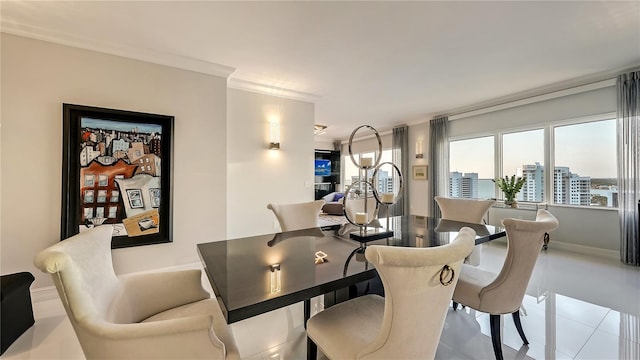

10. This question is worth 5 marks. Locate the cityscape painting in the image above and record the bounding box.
[62,104,174,248]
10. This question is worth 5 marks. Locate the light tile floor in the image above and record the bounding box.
[2,242,639,359]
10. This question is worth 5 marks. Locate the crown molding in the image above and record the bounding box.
[1,20,236,78]
[449,78,616,121]
[228,78,321,103]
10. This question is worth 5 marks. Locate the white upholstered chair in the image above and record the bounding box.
[33,226,239,360]
[306,227,477,360]
[452,209,559,360]
[267,200,325,232]
[434,196,495,265]
[267,199,326,326]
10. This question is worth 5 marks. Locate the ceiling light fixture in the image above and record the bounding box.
[314,124,327,135]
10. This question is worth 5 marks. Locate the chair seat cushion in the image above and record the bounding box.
[142,298,239,359]
[452,264,496,310]
[307,294,384,359]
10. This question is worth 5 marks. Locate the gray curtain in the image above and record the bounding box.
[617,71,640,266]
[428,116,449,218]
[391,125,409,216]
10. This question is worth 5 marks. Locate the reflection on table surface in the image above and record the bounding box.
[197,216,504,323]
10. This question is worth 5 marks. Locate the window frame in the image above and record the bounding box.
[447,112,617,210]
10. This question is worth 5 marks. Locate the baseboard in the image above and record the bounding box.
[489,237,619,260]
[546,241,619,260]
[31,285,59,303]
[31,261,203,304]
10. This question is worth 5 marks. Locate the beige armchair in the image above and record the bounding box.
[33,226,239,360]
[306,227,477,360]
[434,196,495,265]
[267,200,325,231]
[452,209,559,360]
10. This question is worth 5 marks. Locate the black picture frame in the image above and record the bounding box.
[62,104,174,248]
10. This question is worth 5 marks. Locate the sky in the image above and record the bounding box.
[81,117,162,134]
[449,119,617,179]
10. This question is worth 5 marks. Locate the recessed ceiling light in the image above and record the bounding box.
[314,124,327,135]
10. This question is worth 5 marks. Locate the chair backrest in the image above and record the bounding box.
[435,196,495,224]
[267,200,325,232]
[358,227,476,359]
[479,209,559,314]
[33,226,120,340]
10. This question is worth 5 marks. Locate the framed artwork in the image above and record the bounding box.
[62,103,174,248]
[412,165,428,180]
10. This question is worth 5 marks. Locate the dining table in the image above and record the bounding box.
[197,215,505,326]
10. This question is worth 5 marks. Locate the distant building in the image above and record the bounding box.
[376,170,394,194]
[569,175,591,206]
[456,163,608,207]
[520,163,544,202]
[590,187,618,207]
[449,172,478,198]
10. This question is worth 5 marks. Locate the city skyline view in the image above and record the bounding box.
[450,118,616,179]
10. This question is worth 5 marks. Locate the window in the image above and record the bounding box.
[449,136,494,199]
[553,119,617,207]
[446,115,617,208]
[503,129,545,202]
[343,150,395,194]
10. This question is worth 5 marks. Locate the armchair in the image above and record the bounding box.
[34,226,239,360]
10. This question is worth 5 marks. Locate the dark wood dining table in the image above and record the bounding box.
[197,215,505,325]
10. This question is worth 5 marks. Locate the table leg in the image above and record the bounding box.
[307,337,317,360]
[304,299,311,329]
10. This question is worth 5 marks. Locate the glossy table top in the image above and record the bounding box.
[197,216,505,323]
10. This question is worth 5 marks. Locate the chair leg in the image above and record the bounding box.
[489,314,504,360]
[452,301,458,310]
[306,337,317,360]
[512,310,529,345]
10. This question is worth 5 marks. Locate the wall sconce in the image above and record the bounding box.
[269,119,280,150]
[269,263,281,293]
[415,138,424,159]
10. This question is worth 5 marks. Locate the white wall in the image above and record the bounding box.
[314,139,335,151]
[448,86,615,137]
[408,122,429,216]
[1,34,228,289]
[227,89,315,238]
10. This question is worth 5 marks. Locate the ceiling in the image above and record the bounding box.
[2,1,639,140]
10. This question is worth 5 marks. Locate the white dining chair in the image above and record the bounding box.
[434,196,495,265]
[267,200,325,231]
[306,227,476,360]
[452,209,559,360]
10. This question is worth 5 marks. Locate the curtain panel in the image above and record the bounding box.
[617,71,640,266]
[428,116,449,218]
[391,126,409,216]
